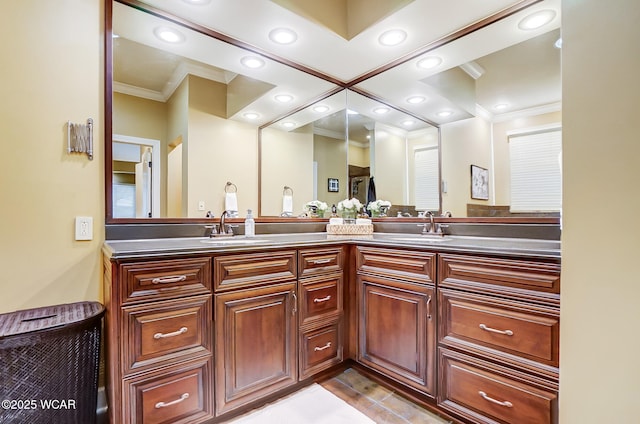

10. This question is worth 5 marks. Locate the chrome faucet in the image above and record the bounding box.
[417,211,435,235]
[210,210,234,237]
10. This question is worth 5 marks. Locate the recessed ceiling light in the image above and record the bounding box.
[518,9,557,31]
[269,28,298,45]
[274,94,293,103]
[437,110,453,117]
[313,105,330,113]
[417,56,442,69]
[407,96,426,104]
[378,29,407,46]
[153,27,185,43]
[402,120,415,127]
[281,121,296,128]
[494,103,509,111]
[240,56,265,69]
[243,112,260,120]
[373,107,390,114]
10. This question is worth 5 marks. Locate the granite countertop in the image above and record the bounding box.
[103,232,560,260]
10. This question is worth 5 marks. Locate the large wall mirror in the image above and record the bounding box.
[106,0,561,222]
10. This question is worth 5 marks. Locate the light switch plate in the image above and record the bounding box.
[75,216,93,240]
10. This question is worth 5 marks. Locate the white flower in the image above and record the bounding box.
[337,198,363,212]
[304,200,328,213]
[367,200,391,212]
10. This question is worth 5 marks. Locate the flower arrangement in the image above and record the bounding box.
[367,200,392,217]
[337,198,363,219]
[304,200,328,217]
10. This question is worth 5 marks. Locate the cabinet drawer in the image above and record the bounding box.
[123,295,212,374]
[298,247,345,277]
[439,289,559,372]
[356,246,435,284]
[121,257,211,305]
[124,357,213,424]
[299,273,343,327]
[299,321,343,379]
[439,349,557,424]
[439,254,560,306]
[214,251,297,291]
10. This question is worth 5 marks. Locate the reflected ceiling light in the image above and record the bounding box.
[554,38,563,49]
[281,121,296,128]
[269,28,298,45]
[182,0,211,4]
[274,94,293,103]
[347,109,359,115]
[518,9,557,30]
[417,56,442,69]
[407,96,426,104]
[378,29,407,46]
[494,103,509,111]
[313,105,330,113]
[153,27,185,43]
[402,119,415,127]
[437,110,453,117]
[112,33,120,39]
[243,112,260,120]
[373,107,390,114]
[240,56,265,69]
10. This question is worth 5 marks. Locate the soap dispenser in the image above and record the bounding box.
[245,209,255,237]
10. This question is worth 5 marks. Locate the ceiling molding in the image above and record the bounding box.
[491,101,561,123]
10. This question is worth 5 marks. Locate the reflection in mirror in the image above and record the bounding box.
[354,3,561,217]
[110,1,336,219]
[260,90,440,218]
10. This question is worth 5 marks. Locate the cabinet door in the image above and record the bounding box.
[215,282,297,415]
[358,274,436,396]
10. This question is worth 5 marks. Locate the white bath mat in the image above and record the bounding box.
[226,383,376,424]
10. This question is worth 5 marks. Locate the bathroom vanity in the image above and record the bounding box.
[102,231,560,424]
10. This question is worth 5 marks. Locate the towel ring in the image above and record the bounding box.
[225,181,237,193]
[283,186,293,196]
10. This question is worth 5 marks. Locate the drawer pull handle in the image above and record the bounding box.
[425,295,432,320]
[155,392,189,409]
[154,327,188,339]
[479,323,514,336]
[313,295,332,303]
[314,342,332,351]
[312,258,332,265]
[291,291,298,315]
[478,391,513,408]
[151,275,187,284]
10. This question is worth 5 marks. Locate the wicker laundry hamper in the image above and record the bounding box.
[0,301,105,424]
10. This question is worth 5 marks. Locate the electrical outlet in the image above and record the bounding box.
[75,216,93,241]
[198,200,205,211]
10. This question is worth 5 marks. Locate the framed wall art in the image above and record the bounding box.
[470,165,489,200]
[327,178,339,192]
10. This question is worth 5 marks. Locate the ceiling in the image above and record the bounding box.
[113,0,561,127]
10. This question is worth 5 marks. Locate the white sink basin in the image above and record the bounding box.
[391,236,451,243]
[201,238,270,245]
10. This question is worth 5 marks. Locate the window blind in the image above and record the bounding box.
[414,147,440,211]
[509,129,562,212]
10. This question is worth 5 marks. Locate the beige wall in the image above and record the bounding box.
[440,117,492,217]
[315,134,348,207]
[348,143,370,168]
[261,125,314,216]
[560,0,640,422]
[0,0,104,313]
[373,125,407,205]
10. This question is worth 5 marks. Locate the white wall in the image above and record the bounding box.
[0,0,104,313]
[560,0,640,422]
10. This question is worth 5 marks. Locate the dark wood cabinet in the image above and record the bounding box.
[214,281,298,415]
[103,256,214,424]
[358,274,436,395]
[437,254,560,423]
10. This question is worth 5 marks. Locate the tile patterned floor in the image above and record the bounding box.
[320,368,452,424]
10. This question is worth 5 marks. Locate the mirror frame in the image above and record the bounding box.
[105,0,559,225]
